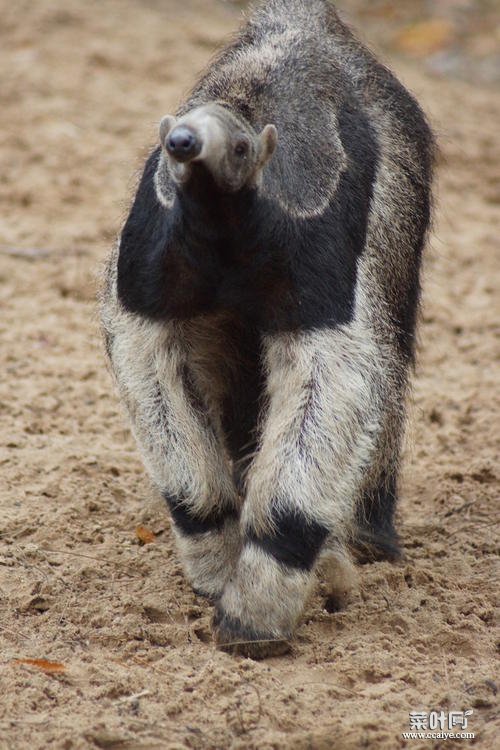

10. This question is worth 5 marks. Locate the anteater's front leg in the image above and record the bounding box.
[214,325,390,656]
[104,306,240,599]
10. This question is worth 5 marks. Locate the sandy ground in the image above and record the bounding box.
[0,1,499,748]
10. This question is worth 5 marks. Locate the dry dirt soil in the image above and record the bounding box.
[0,1,499,749]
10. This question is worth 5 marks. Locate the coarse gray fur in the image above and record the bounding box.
[101,0,435,658]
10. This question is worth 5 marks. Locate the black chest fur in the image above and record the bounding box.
[117,98,378,334]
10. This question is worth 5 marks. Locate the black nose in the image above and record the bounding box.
[166,127,200,162]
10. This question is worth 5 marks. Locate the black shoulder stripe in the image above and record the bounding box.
[262,97,380,333]
[117,147,173,318]
[246,505,329,570]
[164,492,238,536]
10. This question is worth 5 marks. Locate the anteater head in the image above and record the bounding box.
[158,103,278,194]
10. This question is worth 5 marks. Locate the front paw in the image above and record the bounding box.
[212,605,291,659]
[210,542,311,658]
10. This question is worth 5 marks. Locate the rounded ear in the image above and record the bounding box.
[259,124,278,165]
[159,115,177,148]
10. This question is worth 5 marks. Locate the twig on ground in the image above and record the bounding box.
[116,690,151,704]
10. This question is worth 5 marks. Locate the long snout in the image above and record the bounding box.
[165,125,202,163]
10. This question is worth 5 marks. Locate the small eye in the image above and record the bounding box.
[234,139,249,157]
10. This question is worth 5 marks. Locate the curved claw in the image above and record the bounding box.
[212,607,292,659]
[192,587,220,604]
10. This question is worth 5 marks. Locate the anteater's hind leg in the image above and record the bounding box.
[352,471,402,564]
